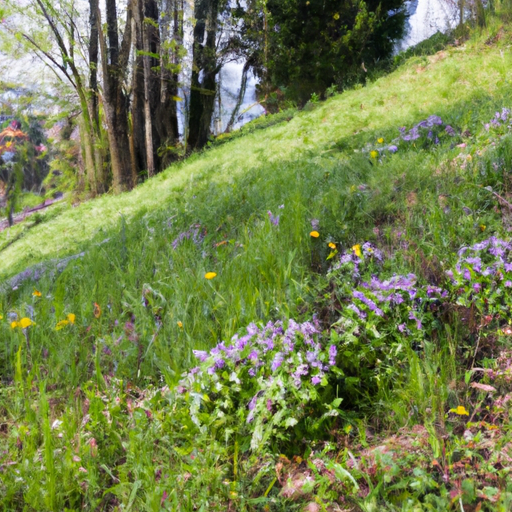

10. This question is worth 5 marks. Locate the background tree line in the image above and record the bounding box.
[0,0,408,196]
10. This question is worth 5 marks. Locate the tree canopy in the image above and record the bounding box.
[0,0,407,195]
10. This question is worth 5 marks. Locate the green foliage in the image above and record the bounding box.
[261,0,407,103]
[4,22,512,511]
[179,318,342,454]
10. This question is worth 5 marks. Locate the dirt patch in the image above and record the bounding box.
[428,50,448,64]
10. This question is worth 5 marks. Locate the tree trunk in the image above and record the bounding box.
[79,110,97,195]
[133,0,155,177]
[131,0,181,175]
[88,0,106,193]
[458,0,465,29]
[98,0,135,193]
[156,0,181,168]
[187,0,220,152]
[226,60,251,132]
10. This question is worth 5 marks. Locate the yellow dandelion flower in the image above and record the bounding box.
[177,321,183,328]
[480,225,486,232]
[377,138,384,143]
[56,320,70,331]
[370,150,379,159]
[328,242,336,249]
[11,321,18,329]
[18,318,34,329]
[67,313,76,324]
[205,272,217,280]
[310,231,320,238]
[450,405,469,416]
[32,289,42,297]
[352,244,362,258]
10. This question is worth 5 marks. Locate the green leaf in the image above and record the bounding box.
[284,417,298,428]
[331,398,343,408]
[125,480,142,511]
[326,461,359,490]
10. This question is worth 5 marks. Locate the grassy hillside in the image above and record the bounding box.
[2,20,512,511]
[1,24,512,278]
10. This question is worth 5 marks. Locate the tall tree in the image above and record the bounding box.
[241,0,407,105]
[97,0,135,192]
[187,0,222,151]
[1,0,107,194]
[131,0,182,178]
[155,0,182,168]
[88,0,106,194]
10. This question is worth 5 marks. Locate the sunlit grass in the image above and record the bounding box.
[1,30,512,278]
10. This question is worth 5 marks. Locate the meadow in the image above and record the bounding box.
[2,17,512,511]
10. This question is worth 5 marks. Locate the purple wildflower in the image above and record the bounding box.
[392,293,404,305]
[292,364,309,385]
[235,335,250,350]
[271,352,284,372]
[266,399,273,412]
[248,395,258,411]
[409,311,422,330]
[262,339,274,352]
[267,211,280,226]
[172,224,205,250]
[427,115,443,126]
[311,375,322,385]
[482,266,496,277]
[306,351,319,366]
[193,350,209,362]
[300,321,318,336]
[347,303,367,319]
[247,323,259,336]
[329,345,337,366]
[465,257,482,273]
[353,290,384,316]
[248,350,259,363]
[388,145,398,153]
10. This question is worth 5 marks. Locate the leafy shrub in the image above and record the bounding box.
[325,243,448,405]
[179,318,342,453]
[448,236,512,322]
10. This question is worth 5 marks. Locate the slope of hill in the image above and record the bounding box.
[1,28,512,278]
[2,21,512,511]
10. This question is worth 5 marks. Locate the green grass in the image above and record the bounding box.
[3,20,512,511]
[1,24,512,278]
